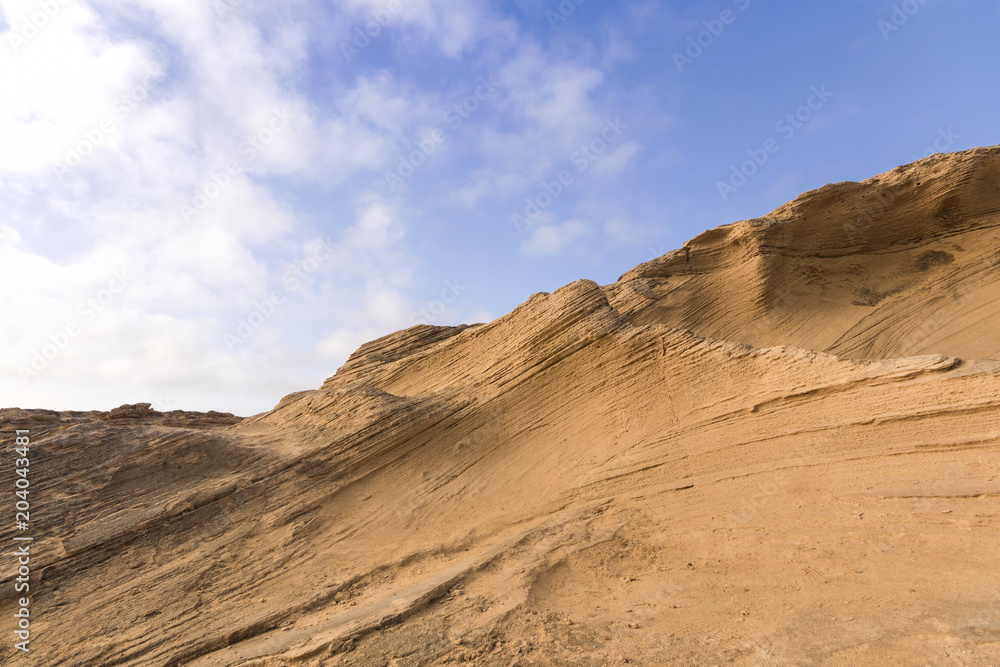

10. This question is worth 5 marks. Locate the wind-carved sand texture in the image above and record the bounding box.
[2,146,999,665]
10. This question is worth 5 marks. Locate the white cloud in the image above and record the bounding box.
[590,140,641,177]
[449,168,528,207]
[603,216,662,248]
[447,46,614,204]
[599,24,637,68]
[499,46,605,151]
[0,3,155,174]
[0,0,659,415]
[346,201,403,248]
[338,0,517,59]
[520,218,592,256]
[0,1,436,415]
[0,190,419,414]
[316,327,372,364]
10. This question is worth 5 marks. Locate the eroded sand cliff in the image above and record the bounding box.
[3,147,999,665]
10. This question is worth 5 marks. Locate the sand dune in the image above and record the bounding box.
[3,147,999,665]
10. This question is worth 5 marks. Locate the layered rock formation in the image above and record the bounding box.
[2,147,999,665]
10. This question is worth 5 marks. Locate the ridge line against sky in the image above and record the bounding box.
[1,0,998,415]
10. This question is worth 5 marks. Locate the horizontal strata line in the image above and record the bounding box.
[667,405,999,460]
[869,493,1000,500]
[746,396,1000,428]
[687,440,997,489]
[594,409,998,480]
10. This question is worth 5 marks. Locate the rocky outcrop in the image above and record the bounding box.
[3,148,1000,666]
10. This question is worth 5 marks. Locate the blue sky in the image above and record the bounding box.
[1,0,998,415]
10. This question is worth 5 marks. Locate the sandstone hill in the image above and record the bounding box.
[2,146,999,665]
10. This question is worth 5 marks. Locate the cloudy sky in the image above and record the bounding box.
[1,0,997,415]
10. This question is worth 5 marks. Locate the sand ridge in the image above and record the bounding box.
[2,147,999,665]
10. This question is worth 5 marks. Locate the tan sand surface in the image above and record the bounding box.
[2,147,999,665]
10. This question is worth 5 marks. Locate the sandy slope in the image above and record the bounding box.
[2,147,1000,666]
[610,146,1000,360]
